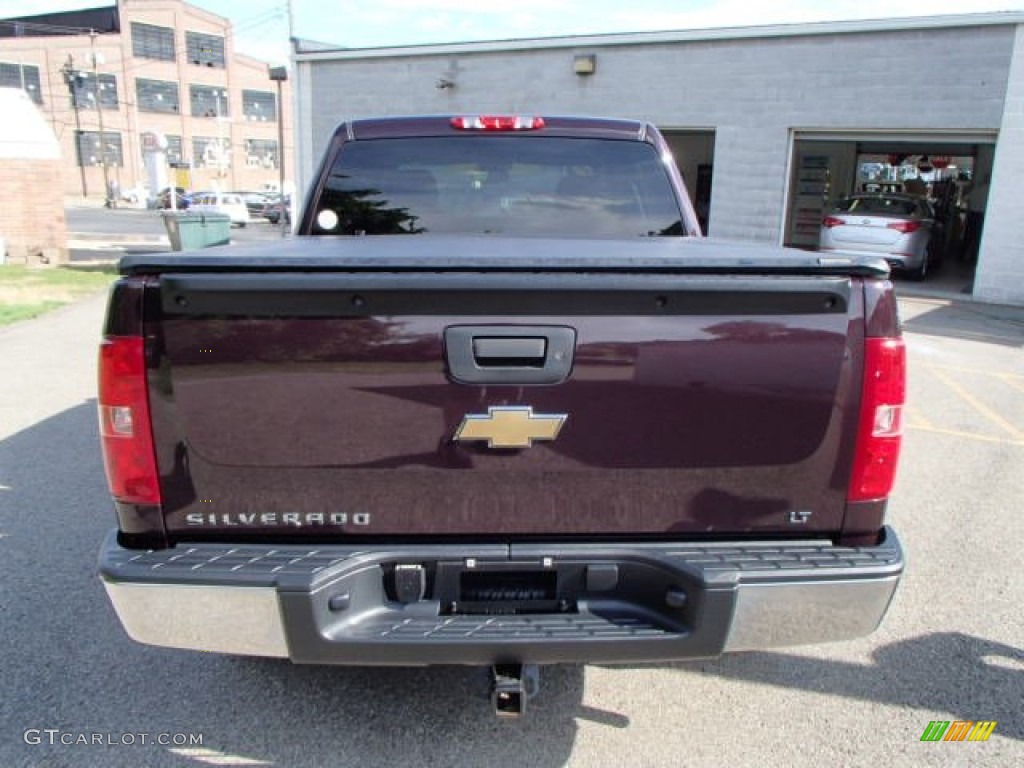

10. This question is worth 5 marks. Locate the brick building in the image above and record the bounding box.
[0,0,292,201]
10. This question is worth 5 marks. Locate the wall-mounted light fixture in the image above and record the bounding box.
[573,54,596,76]
[437,59,464,91]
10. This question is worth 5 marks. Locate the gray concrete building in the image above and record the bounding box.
[292,12,1024,306]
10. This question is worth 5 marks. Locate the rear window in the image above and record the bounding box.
[312,136,684,237]
[835,196,918,216]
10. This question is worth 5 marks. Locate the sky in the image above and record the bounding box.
[1,0,1022,65]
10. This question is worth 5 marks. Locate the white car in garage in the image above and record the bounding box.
[819,193,936,280]
[188,191,251,227]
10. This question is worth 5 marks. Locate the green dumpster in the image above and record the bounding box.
[161,212,231,251]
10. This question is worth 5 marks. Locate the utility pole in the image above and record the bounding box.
[89,29,114,208]
[215,89,227,187]
[61,54,88,197]
[268,66,288,234]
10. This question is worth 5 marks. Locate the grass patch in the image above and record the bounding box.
[0,301,65,326]
[0,265,117,327]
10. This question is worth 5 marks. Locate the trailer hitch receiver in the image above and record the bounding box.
[490,663,540,718]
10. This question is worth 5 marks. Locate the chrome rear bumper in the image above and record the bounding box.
[100,528,903,664]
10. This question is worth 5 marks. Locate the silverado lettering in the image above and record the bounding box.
[97,115,905,717]
[184,512,371,527]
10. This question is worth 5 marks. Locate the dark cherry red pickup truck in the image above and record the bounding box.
[97,115,905,715]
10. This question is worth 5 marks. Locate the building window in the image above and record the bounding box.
[136,78,179,113]
[190,84,228,118]
[186,31,226,68]
[71,72,118,109]
[242,90,276,122]
[193,136,230,169]
[165,134,183,165]
[75,131,123,167]
[131,22,176,62]
[245,138,278,169]
[0,61,43,104]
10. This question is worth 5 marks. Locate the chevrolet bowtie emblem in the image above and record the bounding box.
[454,406,567,449]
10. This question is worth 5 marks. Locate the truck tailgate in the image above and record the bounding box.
[133,239,871,542]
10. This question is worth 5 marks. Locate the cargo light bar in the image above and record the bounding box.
[451,115,545,131]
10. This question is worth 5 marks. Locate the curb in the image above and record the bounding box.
[68,232,168,245]
[894,285,975,304]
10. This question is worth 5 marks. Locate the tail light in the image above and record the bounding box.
[848,337,906,502]
[822,216,845,228]
[451,115,545,131]
[98,336,162,505]
[887,220,921,234]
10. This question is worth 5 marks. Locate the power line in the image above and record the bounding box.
[234,6,286,34]
[49,39,281,86]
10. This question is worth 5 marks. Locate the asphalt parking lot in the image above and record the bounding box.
[64,205,290,260]
[0,286,1020,767]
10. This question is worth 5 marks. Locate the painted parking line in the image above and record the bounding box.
[1000,374,1024,394]
[927,365,1024,441]
[925,363,1024,381]
[906,424,1024,447]
[904,406,934,430]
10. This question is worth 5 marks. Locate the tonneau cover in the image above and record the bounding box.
[119,234,889,277]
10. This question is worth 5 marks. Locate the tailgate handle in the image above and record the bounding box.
[446,326,575,385]
[472,337,547,366]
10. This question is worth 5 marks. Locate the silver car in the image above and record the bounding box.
[819,194,936,280]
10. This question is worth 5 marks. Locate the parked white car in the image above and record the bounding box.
[120,184,150,206]
[819,193,937,280]
[188,191,251,227]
